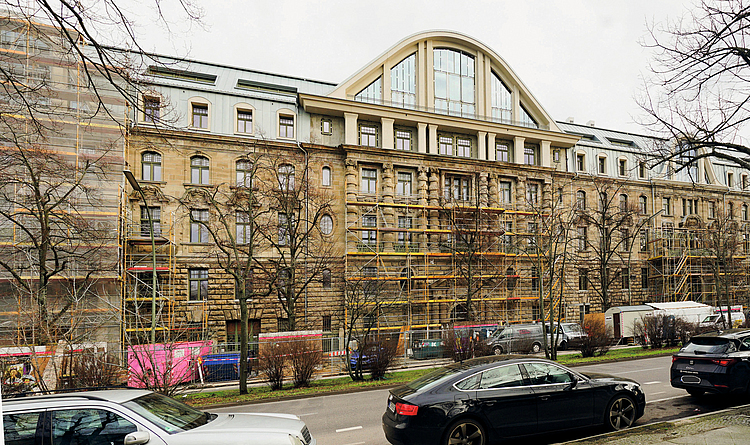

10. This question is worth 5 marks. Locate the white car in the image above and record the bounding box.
[2,389,314,445]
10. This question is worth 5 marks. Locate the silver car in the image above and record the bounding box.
[2,389,315,445]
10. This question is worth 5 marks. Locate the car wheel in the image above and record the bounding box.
[606,395,637,431]
[492,346,503,355]
[444,419,486,445]
[687,389,705,397]
[531,342,542,354]
[559,340,567,351]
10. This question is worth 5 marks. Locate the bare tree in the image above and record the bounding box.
[703,208,744,327]
[253,152,338,332]
[438,172,504,322]
[574,179,641,311]
[176,149,273,395]
[641,0,750,170]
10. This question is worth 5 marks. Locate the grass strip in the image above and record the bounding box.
[184,346,679,408]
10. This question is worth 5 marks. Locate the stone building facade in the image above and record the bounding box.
[123,31,750,343]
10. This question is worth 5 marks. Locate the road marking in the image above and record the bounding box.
[336,426,364,433]
[342,442,365,445]
[647,394,688,404]
[651,391,666,395]
[298,412,318,417]
[644,381,661,385]
[607,367,664,375]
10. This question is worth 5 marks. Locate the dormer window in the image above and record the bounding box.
[191,103,208,129]
[144,96,160,122]
[433,48,475,117]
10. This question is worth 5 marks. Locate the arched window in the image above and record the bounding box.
[190,156,210,184]
[322,166,331,187]
[729,202,735,219]
[278,164,295,191]
[142,151,162,181]
[576,191,586,210]
[236,160,253,188]
[639,196,648,215]
[619,194,628,212]
[743,204,748,221]
[433,48,475,117]
[391,53,416,107]
[322,269,331,289]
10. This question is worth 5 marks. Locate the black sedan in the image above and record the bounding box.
[382,355,645,445]
[671,328,750,396]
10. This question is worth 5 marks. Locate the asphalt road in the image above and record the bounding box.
[212,355,748,445]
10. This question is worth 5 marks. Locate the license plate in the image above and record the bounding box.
[388,401,395,412]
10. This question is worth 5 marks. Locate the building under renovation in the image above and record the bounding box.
[2,19,750,348]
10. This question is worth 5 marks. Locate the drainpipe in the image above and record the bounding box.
[294,102,309,327]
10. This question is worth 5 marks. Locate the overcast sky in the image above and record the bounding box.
[125,0,693,135]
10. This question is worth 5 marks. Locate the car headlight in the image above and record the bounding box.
[289,434,305,445]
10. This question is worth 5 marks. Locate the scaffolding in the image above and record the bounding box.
[646,227,750,305]
[344,194,552,332]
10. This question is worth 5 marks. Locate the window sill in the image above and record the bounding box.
[189,126,210,132]
[183,183,215,188]
[183,242,213,246]
[139,180,166,186]
[233,131,255,137]
[186,300,206,304]
[277,136,295,141]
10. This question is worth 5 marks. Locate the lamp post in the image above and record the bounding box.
[124,170,158,344]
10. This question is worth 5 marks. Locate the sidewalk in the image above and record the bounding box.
[567,404,750,445]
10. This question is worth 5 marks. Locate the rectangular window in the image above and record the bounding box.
[526,182,538,205]
[531,267,539,292]
[524,145,538,165]
[359,123,378,147]
[236,211,250,244]
[728,172,734,188]
[577,154,585,172]
[322,315,332,332]
[190,209,209,243]
[236,160,253,188]
[640,228,648,252]
[361,168,377,194]
[683,198,697,216]
[362,215,377,247]
[553,149,560,163]
[395,129,412,150]
[321,118,332,135]
[619,159,627,176]
[598,157,606,174]
[192,104,208,129]
[621,229,630,251]
[456,136,471,157]
[663,197,671,216]
[144,97,160,122]
[641,267,649,289]
[445,175,470,201]
[622,267,630,289]
[396,172,412,196]
[709,201,716,219]
[189,268,208,301]
[578,269,588,291]
[279,115,294,138]
[639,161,646,178]
[496,142,510,162]
[140,206,161,237]
[398,216,412,245]
[237,110,253,133]
[499,181,512,203]
[578,226,587,250]
[439,135,453,156]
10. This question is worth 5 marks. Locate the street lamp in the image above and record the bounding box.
[124,170,158,344]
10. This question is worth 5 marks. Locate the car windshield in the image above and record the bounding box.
[406,366,464,392]
[682,337,735,354]
[124,393,212,434]
[563,324,583,334]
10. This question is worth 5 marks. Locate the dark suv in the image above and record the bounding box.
[671,329,750,396]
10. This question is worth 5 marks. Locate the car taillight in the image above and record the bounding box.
[395,402,418,416]
[672,356,679,363]
[712,358,739,367]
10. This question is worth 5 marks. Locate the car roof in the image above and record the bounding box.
[694,329,750,339]
[3,389,153,408]
[445,355,551,372]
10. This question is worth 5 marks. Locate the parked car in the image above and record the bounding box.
[671,328,750,396]
[411,338,445,359]
[382,355,645,445]
[486,323,544,354]
[545,322,588,350]
[2,389,315,445]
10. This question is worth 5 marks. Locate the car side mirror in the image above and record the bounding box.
[566,375,578,390]
[124,431,150,445]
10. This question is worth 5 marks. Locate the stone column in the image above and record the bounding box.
[541,140,551,167]
[428,124,438,155]
[479,172,489,207]
[417,122,427,153]
[514,136,525,165]
[381,117,394,150]
[487,133,496,161]
[345,159,359,252]
[344,113,358,145]
[477,131,487,160]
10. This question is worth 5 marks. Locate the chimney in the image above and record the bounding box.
[566,117,574,123]
[587,120,595,127]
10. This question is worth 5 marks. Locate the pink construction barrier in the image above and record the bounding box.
[128,341,211,388]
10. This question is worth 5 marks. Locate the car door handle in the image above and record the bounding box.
[484,401,496,406]
[539,395,550,401]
